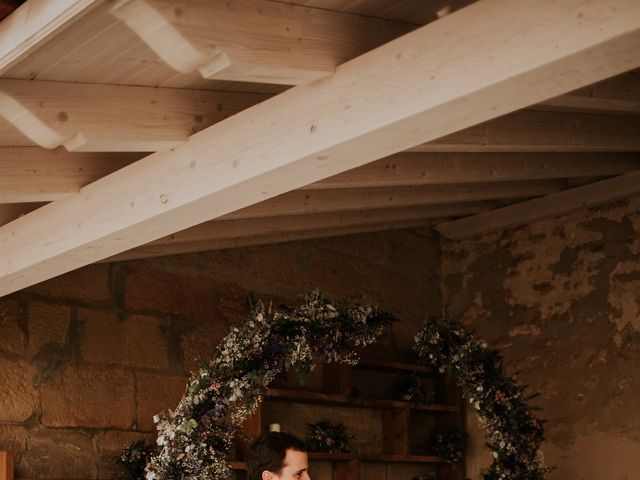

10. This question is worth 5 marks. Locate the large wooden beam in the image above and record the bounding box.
[436,172,640,239]
[110,0,412,85]
[109,203,492,262]
[0,79,267,151]
[0,0,100,74]
[310,152,640,189]
[414,110,640,152]
[226,180,565,219]
[0,148,140,203]
[1,0,639,296]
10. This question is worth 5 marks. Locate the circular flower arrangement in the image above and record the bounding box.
[145,291,394,480]
[140,293,548,480]
[414,314,549,480]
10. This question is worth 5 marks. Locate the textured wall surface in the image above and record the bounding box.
[441,198,640,480]
[0,229,441,480]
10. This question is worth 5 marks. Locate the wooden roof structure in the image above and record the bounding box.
[0,0,639,296]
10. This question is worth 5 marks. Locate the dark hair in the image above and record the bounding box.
[246,432,307,480]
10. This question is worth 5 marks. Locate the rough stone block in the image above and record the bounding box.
[26,263,112,304]
[136,372,188,431]
[80,309,169,370]
[41,366,135,428]
[0,298,25,355]
[0,358,38,422]
[124,264,218,322]
[28,301,71,355]
[24,428,96,479]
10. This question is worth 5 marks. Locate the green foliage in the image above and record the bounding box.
[414,314,550,479]
[390,372,435,403]
[119,439,158,480]
[306,419,353,453]
[432,427,467,464]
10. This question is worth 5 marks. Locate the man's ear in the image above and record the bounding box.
[261,470,275,480]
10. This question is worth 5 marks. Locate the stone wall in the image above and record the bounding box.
[0,229,441,479]
[441,198,640,480]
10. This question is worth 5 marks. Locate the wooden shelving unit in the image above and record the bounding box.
[233,359,465,480]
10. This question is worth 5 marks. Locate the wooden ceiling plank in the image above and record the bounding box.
[225,180,566,219]
[107,202,492,261]
[436,172,640,240]
[0,148,141,203]
[106,219,439,263]
[412,110,640,152]
[110,0,413,85]
[148,203,492,246]
[0,203,44,226]
[0,0,102,74]
[309,152,640,189]
[0,79,268,151]
[540,69,640,114]
[1,0,640,296]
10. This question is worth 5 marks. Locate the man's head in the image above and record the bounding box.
[246,432,310,480]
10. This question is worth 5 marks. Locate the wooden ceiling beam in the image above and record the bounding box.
[539,69,640,115]
[0,79,267,151]
[1,0,639,296]
[413,110,640,152]
[0,203,43,226]
[310,152,640,189]
[3,149,637,204]
[108,203,492,262]
[436,172,640,240]
[0,148,140,203]
[0,0,101,74]
[109,0,412,85]
[226,180,565,219]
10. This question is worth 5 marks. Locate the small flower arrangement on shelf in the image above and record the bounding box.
[119,439,158,480]
[390,372,435,404]
[431,427,467,464]
[306,419,353,453]
[410,473,437,480]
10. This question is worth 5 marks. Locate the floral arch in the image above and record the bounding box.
[145,292,548,480]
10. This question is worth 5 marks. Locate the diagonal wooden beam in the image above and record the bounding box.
[1,0,640,296]
[108,202,492,262]
[413,110,640,152]
[436,172,640,239]
[109,0,412,85]
[0,0,101,74]
[309,152,640,189]
[0,79,268,151]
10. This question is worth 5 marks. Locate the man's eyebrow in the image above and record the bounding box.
[294,468,307,474]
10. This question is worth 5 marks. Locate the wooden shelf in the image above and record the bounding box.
[308,452,357,461]
[361,454,447,463]
[266,388,458,413]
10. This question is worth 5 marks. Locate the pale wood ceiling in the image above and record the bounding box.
[0,0,639,296]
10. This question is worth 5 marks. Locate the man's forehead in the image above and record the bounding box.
[282,448,308,468]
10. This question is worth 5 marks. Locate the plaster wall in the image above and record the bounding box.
[441,198,640,480]
[0,229,441,480]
